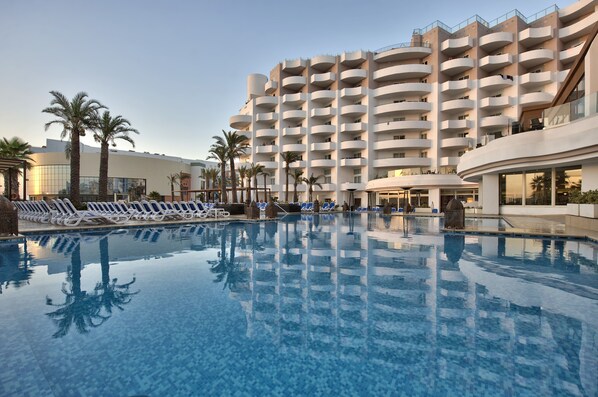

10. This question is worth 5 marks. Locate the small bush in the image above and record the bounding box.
[569,189,598,204]
[147,191,162,201]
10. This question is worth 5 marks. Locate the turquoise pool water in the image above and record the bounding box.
[0,214,597,396]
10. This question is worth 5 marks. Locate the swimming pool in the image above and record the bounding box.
[1,214,597,396]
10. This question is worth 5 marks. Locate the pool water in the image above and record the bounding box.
[0,214,597,397]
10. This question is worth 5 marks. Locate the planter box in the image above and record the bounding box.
[567,203,580,216]
[579,203,598,219]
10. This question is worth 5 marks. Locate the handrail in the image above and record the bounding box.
[374,41,431,54]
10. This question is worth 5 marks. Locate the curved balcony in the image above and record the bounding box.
[311,107,336,119]
[237,130,251,138]
[373,120,431,133]
[340,140,367,150]
[281,110,306,122]
[373,139,431,151]
[560,44,583,63]
[440,99,475,113]
[559,69,570,83]
[340,122,367,133]
[519,49,554,68]
[310,55,336,71]
[559,0,597,22]
[479,115,510,129]
[341,87,367,100]
[373,157,431,168]
[229,114,252,129]
[479,53,513,72]
[311,159,336,168]
[255,128,278,139]
[282,59,306,73]
[282,76,307,90]
[265,80,278,94]
[440,57,474,76]
[440,119,473,132]
[311,90,336,103]
[440,37,473,56]
[255,112,278,123]
[559,12,598,41]
[310,72,336,87]
[519,92,554,106]
[258,161,278,170]
[519,26,553,47]
[374,46,432,62]
[341,182,366,190]
[341,50,367,66]
[479,32,513,52]
[311,142,336,152]
[440,137,471,149]
[256,145,278,154]
[340,158,367,167]
[479,96,512,110]
[374,83,431,98]
[519,71,552,88]
[340,69,367,84]
[319,183,336,191]
[373,64,432,82]
[340,104,367,117]
[255,96,278,109]
[282,93,306,105]
[439,157,460,167]
[282,143,306,152]
[440,79,473,95]
[310,125,336,135]
[479,75,514,91]
[289,160,306,169]
[374,101,431,116]
[282,127,306,137]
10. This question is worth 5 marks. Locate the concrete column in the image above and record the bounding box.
[482,174,499,215]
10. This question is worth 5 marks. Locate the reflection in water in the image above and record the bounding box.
[45,234,138,338]
[0,241,34,293]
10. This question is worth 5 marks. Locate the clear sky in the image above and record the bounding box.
[0,0,570,160]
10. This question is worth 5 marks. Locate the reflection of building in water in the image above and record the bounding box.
[229,215,597,396]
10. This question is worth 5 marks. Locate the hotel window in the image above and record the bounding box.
[458,151,465,157]
[458,132,468,138]
[353,175,361,183]
[325,121,332,125]
[458,95,469,100]
[394,99,405,103]
[324,154,332,160]
[353,168,361,175]
[421,79,427,83]
[270,177,275,185]
[555,167,581,205]
[420,97,428,102]
[354,100,362,105]
[394,117,406,121]
[393,153,405,158]
[458,75,470,80]
[420,152,427,158]
[270,157,275,162]
[325,137,332,142]
[297,139,302,144]
[394,135,405,140]
[353,152,361,158]
[420,133,427,139]
[525,169,552,205]
[458,114,469,120]
[354,118,361,123]
[420,115,427,121]
[500,173,523,205]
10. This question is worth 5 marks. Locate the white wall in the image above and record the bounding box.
[482,174,499,215]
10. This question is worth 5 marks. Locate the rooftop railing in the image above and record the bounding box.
[542,92,598,128]
[374,41,431,54]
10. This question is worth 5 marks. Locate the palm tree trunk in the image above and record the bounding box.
[70,130,81,207]
[100,237,110,285]
[253,176,258,201]
[220,163,227,203]
[293,182,298,203]
[285,166,289,202]
[240,179,245,203]
[229,159,238,203]
[99,142,109,202]
[247,178,252,202]
[263,174,268,202]
[170,182,175,202]
[309,186,313,202]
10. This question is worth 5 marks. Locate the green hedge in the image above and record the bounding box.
[569,189,598,204]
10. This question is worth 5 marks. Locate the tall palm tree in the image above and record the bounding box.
[208,145,227,203]
[42,91,104,207]
[291,169,304,203]
[238,165,248,203]
[167,173,180,202]
[249,163,265,202]
[214,130,249,204]
[93,111,138,202]
[280,151,301,202]
[0,137,34,199]
[262,171,269,202]
[303,173,323,202]
[208,168,220,202]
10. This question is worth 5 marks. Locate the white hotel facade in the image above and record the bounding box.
[229,0,598,213]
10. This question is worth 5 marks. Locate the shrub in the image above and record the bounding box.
[569,189,598,204]
[147,191,162,201]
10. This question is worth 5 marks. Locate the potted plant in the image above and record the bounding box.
[569,189,598,218]
[567,190,581,216]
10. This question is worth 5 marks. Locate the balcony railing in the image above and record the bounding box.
[374,41,431,54]
[543,92,598,128]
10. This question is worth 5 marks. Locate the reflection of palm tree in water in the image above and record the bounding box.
[94,237,138,314]
[46,235,138,338]
[209,225,248,290]
[0,241,34,294]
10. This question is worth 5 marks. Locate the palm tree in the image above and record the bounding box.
[207,168,220,202]
[249,163,264,202]
[262,171,269,202]
[167,173,180,202]
[291,169,304,203]
[0,137,34,199]
[238,165,248,203]
[43,91,104,207]
[303,173,323,202]
[280,152,301,202]
[208,145,227,203]
[215,130,249,204]
[93,111,138,202]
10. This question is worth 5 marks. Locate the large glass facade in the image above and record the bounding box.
[500,167,581,206]
[28,165,146,201]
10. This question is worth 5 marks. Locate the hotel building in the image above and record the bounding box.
[229,0,598,212]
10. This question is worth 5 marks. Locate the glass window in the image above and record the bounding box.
[525,169,551,205]
[555,167,581,205]
[500,173,522,205]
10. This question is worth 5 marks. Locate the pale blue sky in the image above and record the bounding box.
[0,0,569,160]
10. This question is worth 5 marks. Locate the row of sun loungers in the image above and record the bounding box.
[299,202,336,212]
[14,199,230,226]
